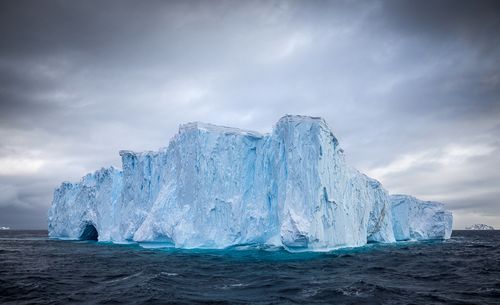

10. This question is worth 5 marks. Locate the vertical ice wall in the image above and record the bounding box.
[117,150,169,241]
[48,167,122,240]
[132,122,278,247]
[272,116,394,249]
[390,194,453,240]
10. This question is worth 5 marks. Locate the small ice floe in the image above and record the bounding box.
[220,283,249,289]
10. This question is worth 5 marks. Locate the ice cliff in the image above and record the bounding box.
[390,195,453,241]
[48,115,453,250]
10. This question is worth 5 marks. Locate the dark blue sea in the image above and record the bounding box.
[1,230,499,304]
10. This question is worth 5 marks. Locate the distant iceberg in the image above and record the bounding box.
[48,115,453,251]
[465,224,495,230]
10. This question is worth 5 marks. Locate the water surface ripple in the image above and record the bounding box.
[1,230,499,304]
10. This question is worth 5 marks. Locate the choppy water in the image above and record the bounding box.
[1,230,499,304]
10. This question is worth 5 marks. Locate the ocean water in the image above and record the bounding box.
[1,230,499,304]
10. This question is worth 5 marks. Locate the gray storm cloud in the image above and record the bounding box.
[0,0,499,229]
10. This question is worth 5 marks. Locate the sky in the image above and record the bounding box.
[0,0,499,229]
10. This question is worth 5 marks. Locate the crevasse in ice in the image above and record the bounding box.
[48,115,453,250]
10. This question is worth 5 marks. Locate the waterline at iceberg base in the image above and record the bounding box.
[48,115,452,251]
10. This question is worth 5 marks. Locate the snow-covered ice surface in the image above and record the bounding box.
[48,115,453,251]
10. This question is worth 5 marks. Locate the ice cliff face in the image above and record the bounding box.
[48,115,453,250]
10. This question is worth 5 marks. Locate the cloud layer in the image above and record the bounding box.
[1,0,499,229]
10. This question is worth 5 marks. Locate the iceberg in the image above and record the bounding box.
[465,224,495,230]
[48,115,453,250]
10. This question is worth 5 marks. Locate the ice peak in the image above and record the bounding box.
[119,150,135,157]
[179,121,264,138]
[119,150,161,158]
[277,114,326,125]
[275,114,332,134]
[391,194,444,207]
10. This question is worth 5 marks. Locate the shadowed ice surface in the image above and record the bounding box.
[1,230,499,304]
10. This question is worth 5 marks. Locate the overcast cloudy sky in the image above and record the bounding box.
[1,0,499,229]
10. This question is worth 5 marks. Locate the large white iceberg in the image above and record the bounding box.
[48,115,453,250]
